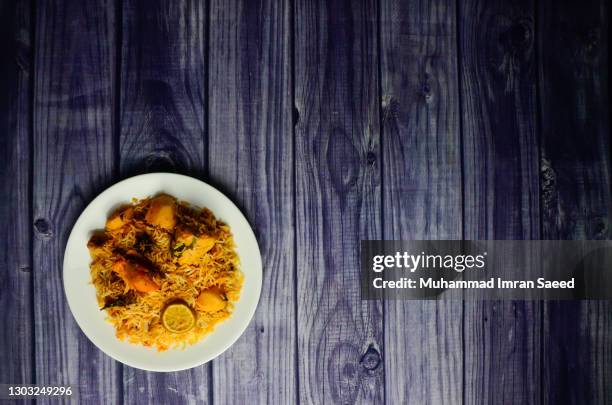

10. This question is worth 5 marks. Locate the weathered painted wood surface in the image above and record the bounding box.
[0,0,610,404]
[380,0,463,403]
[459,0,542,404]
[539,0,612,404]
[119,0,210,403]
[294,0,384,403]
[0,0,33,392]
[32,0,120,403]
[208,0,296,404]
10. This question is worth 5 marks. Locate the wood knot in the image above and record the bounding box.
[360,345,381,371]
[34,218,53,237]
[500,20,532,54]
[19,265,31,273]
[582,29,601,64]
[144,153,177,172]
[495,18,533,91]
[593,217,608,238]
[366,152,376,166]
[417,70,434,103]
[421,82,433,103]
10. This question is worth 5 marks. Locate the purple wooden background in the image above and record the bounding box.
[0,0,610,404]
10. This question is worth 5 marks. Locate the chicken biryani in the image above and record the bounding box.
[87,194,243,351]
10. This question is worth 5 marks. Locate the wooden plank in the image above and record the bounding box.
[119,0,210,403]
[538,0,612,403]
[379,0,463,403]
[458,0,542,403]
[208,0,296,404]
[0,0,33,388]
[120,0,206,178]
[294,0,383,403]
[32,0,120,402]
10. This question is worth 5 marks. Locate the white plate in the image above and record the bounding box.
[63,173,262,372]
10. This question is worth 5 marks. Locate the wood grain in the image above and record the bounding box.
[538,0,612,403]
[32,0,120,403]
[120,0,206,178]
[294,0,383,403]
[2,1,611,402]
[0,0,33,388]
[458,0,542,403]
[379,0,463,403]
[119,1,210,403]
[208,0,296,404]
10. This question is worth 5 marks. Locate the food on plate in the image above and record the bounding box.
[196,287,227,312]
[161,302,196,333]
[87,193,243,351]
[105,206,133,230]
[111,259,160,293]
[145,195,176,230]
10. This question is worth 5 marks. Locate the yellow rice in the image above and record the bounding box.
[88,195,243,351]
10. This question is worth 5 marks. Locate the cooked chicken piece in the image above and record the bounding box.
[106,206,133,231]
[112,259,160,293]
[196,287,226,312]
[145,195,176,230]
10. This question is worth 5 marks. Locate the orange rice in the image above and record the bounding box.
[87,194,243,351]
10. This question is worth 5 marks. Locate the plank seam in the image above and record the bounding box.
[289,0,300,402]
[374,0,386,404]
[454,0,466,404]
[113,0,124,401]
[532,2,546,404]
[205,1,213,403]
[113,0,122,179]
[28,0,37,390]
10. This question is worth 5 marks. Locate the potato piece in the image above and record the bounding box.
[177,250,198,265]
[177,235,216,265]
[196,288,226,312]
[194,235,216,253]
[106,207,133,230]
[106,214,124,230]
[145,195,176,230]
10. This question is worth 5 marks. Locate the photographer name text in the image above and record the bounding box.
[372,277,575,289]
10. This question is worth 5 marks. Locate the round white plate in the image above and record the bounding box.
[63,173,262,372]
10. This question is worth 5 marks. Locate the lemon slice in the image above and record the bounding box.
[162,302,195,333]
